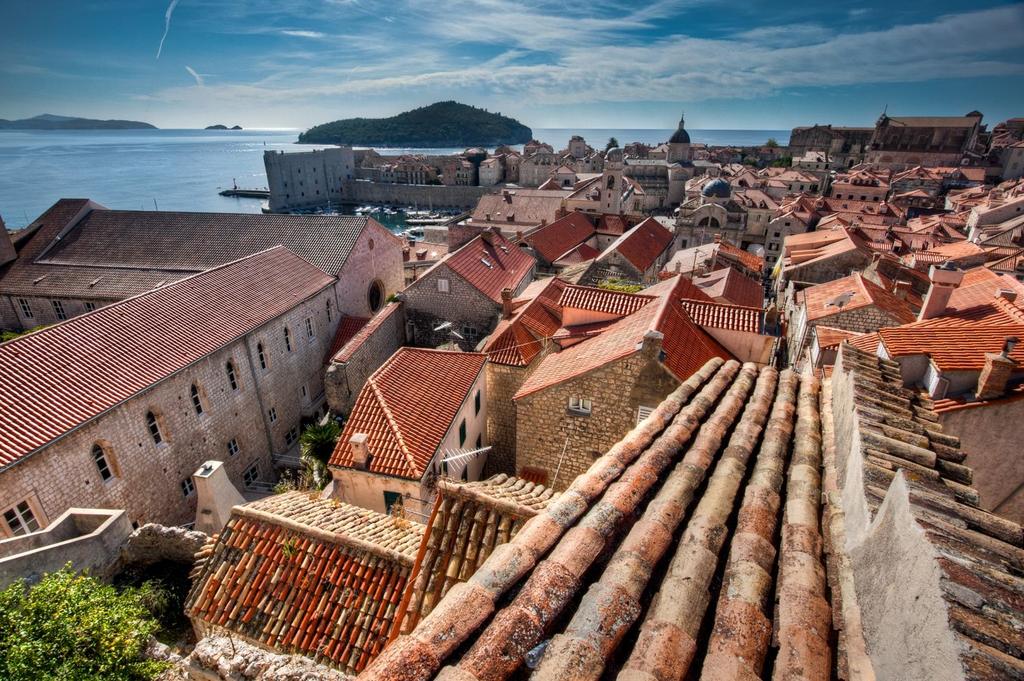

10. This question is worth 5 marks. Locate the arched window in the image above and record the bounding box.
[284,327,292,352]
[226,361,238,390]
[326,299,332,323]
[257,343,268,370]
[145,412,163,445]
[606,175,615,190]
[190,384,204,415]
[92,444,115,481]
[368,279,384,313]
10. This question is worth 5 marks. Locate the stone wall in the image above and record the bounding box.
[333,220,405,318]
[514,346,678,489]
[161,635,351,681]
[1,293,117,332]
[325,303,407,415]
[401,263,505,350]
[785,250,873,287]
[484,362,532,477]
[119,523,208,567]
[340,180,493,209]
[265,148,354,212]
[0,287,338,533]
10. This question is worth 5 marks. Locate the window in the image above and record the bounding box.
[326,299,332,322]
[305,317,314,339]
[383,490,403,514]
[180,478,195,498]
[145,411,163,445]
[284,327,292,352]
[84,301,97,312]
[300,384,308,399]
[437,278,450,293]
[636,405,655,425]
[257,343,268,370]
[285,427,299,446]
[17,298,32,318]
[476,433,482,449]
[92,444,114,481]
[268,407,277,422]
[226,361,238,390]
[568,396,593,415]
[190,384,204,415]
[368,279,385,312]
[3,501,40,536]
[458,419,467,447]
[474,389,481,415]
[243,463,260,487]
[227,438,240,457]
[52,299,67,320]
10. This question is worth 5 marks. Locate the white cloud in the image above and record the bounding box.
[185,65,204,86]
[156,0,180,60]
[280,30,326,38]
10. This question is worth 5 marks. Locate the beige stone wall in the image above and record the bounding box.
[514,350,678,489]
[0,287,338,533]
[485,362,532,477]
[324,303,407,415]
[1,293,117,331]
[333,220,404,318]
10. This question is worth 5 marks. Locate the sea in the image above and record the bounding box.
[0,127,790,230]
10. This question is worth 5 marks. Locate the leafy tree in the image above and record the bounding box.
[766,137,779,148]
[597,278,643,293]
[606,137,619,151]
[299,420,342,489]
[0,567,168,680]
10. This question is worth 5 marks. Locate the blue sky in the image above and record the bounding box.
[1,1,1023,130]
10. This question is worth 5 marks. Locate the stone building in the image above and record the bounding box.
[778,227,875,288]
[0,247,339,536]
[0,199,403,331]
[866,112,986,169]
[511,276,731,487]
[264,146,354,211]
[517,212,597,271]
[477,156,504,186]
[328,348,488,519]
[580,216,674,285]
[401,229,535,349]
[787,271,916,367]
[788,123,873,166]
[324,302,407,415]
[453,188,571,242]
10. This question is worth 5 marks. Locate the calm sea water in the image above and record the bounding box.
[0,127,789,229]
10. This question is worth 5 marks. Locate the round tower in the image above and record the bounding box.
[667,112,691,163]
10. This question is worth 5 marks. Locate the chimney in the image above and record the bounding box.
[713,233,721,244]
[918,263,965,321]
[192,460,246,535]
[503,190,513,203]
[0,215,15,268]
[349,433,370,470]
[976,337,1019,400]
[515,230,524,242]
[893,280,912,300]
[490,225,502,236]
[407,237,416,248]
[486,213,492,221]
[501,288,514,319]
[997,288,1018,303]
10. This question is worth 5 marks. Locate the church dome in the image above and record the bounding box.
[701,177,731,198]
[669,113,690,144]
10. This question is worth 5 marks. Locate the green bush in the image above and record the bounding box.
[0,567,168,680]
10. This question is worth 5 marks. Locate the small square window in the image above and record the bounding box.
[3,500,40,536]
[243,463,260,487]
[437,278,450,293]
[568,396,593,414]
[227,439,239,457]
[84,301,97,312]
[268,407,278,423]
[52,300,67,320]
[17,298,33,318]
[285,427,299,446]
[181,478,195,498]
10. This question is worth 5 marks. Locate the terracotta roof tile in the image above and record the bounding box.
[522,213,595,264]
[483,278,566,367]
[331,302,402,364]
[558,284,651,316]
[814,325,864,349]
[329,348,487,479]
[801,272,916,324]
[600,217,673,272]
[681,298,763,333]
[946,267,1024,313]
[444,232,535,304]
[327,315,370,363]
[692,266,765,307]
[552,242,599,266]
[0,246,335,469]
[186,492,422,674]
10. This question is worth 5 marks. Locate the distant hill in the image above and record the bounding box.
[206,124,244,130]
[0,114,156,130]
[299,101,532,147]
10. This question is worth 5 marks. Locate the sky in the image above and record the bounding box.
[1,1,1023,131]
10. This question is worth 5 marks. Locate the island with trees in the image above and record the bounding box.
[298,101,532,147]
[204,124,243,130]
[0,114,156,130]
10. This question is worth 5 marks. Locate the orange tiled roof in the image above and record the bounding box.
[186,492,422,674]
[602,217,673,272]
[329,348,487,479]
[716,238,765,274]
[692,266,764,308]
[814,325,864,349]
[483,278,566,366]
[325,315,370,362]
[0,247,335,470]
[553,242,600,266]
[444,232,535,304]
[523,212,595,264]
[946,267,1024,312]
[801,272,916,324]
[559,284,652,316]
[680,298,762,333]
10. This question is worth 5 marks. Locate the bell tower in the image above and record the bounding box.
[667,111,691,164]
[602,147,624,214]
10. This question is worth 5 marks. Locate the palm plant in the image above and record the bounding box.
[298,421,341,490]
